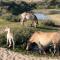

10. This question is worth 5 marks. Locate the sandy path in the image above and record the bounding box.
[0,48,60,60]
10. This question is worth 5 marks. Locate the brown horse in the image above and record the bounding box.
[20,12,38,27]
[26,31,60,54]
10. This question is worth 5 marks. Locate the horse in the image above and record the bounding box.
[26,31,60,54]
[5,27,15,49]
[20,12,38,27]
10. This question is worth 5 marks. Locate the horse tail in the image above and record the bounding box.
[34,15,38,24]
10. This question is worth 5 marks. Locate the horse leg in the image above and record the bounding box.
[20,18,25,25]
[26,41,31,51]
[12,38,15,50]
[31,20,33,27]
[37,42,46,54]
[33,21,36,27]
[7,38,9,46]
[31,20,36,27]
[53,44,56,55]
[33,20,38,27]
[20,20,23,25]
[8,39,12,48]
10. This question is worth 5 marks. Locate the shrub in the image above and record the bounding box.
[0,33,6,47]
[13,27,38,48]
[1,13,19,22]
[1,13,12,20]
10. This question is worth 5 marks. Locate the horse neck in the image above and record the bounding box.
[7,29,11,34]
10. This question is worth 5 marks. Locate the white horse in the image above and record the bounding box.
[5,27,14,49]
[26,31,60,54]
[20,12,38,27]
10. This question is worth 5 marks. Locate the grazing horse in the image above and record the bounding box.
[5,27,14,49]
[26,31,60,54]
[20,12,38,27]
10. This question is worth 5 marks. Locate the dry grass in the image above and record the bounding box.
[48,14,60,25]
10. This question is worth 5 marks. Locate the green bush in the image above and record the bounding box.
[1,13,19,22]
[1,13,12,20]
[0,33,6,47]
[13,27,38,48]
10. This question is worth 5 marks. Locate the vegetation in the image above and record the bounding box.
[0,0,60,56]
[0,19,59,53]
[0,0,60,22]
